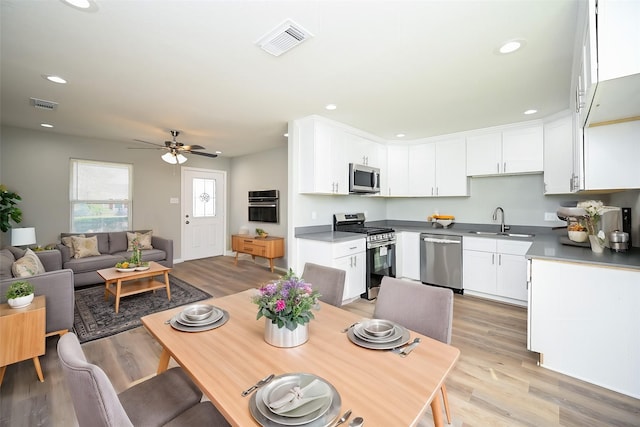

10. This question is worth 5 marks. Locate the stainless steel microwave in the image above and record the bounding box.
[349,163,380,194]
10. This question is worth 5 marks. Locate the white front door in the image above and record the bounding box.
[181,167,226,261]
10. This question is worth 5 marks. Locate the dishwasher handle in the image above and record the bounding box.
[422,237,461,244]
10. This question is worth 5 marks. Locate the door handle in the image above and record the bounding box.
[185,220,190,224]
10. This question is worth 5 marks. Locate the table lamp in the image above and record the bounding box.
[11,227,36,248]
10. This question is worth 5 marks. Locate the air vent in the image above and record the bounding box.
[30,97,58,110]
[256,19,313,57]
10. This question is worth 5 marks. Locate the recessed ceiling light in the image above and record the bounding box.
[284,133,289,137]
[498,39,526,54]
[395,133,406,138]
[215,151,222,155]
[43,75,67,84]
[325,104,337,110]
[524,109,538,115]
[60,0,98,11]
[63,0,90,8]
[40,123,54,128]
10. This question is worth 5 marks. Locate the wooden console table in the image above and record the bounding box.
[231,234,284,272]
[0,295,46,386]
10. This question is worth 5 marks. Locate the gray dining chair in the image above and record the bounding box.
[373,276,454,424]
[57,333,230,427]
[301,262,346,307]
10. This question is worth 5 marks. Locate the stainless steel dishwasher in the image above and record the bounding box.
[420,233,463,292]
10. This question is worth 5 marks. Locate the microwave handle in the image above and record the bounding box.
[372,171,379,189]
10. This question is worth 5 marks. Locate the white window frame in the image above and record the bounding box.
[69,159,133,232]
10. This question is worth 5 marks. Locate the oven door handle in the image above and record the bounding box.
[367,241,396,249]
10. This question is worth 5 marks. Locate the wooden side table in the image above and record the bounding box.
[231,234,285,272]
[0,295,46,386]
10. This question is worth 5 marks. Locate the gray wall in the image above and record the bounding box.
[229,145,289,269]
[0,126,231,257]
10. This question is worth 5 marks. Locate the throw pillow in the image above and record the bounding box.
[71,235,101,259]
[62,234,85,250]
[127,231,153,250]
[0,249,16,279]
[11,248,46,278]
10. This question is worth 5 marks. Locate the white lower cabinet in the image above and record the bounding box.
[396,231,420,281]
[528,259,640,398]
[297,238,366,303]
[463,236,531,306]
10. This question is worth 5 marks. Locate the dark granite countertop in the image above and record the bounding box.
[295,220,640,271]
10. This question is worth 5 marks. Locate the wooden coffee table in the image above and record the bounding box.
[97,261,172,313]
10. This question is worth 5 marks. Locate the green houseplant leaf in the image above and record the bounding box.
[6,281,35,299]
[0,184,23,233]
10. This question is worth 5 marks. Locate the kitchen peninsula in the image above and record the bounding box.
[296,221,640,399]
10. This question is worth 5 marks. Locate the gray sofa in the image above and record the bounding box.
[56,230,173,287]
[0,247,74,337]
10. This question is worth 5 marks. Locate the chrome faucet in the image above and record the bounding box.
[492,207,509,233]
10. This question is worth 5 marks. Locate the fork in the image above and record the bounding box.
[341,322,359,333]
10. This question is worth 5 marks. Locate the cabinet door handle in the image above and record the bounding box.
[503,162,507,173]
[492,254,495,265]
[498,254,502,265]
[496,162,500,173]
[353,256,357,267]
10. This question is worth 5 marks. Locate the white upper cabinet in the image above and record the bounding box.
[433,137,468,196]
[466,123,543,176]
[296,118,348,195]
[465,132,502,176]
[543,112,575,194]
[577,0,640,126]
[385,145,409,196]
[345,132,382,168]
[386,138,467,197]
[408,143,435,196]
[583,120,640,190]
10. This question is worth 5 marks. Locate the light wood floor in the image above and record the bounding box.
[1,256,638,426]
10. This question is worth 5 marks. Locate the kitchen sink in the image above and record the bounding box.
[467,231,535,238]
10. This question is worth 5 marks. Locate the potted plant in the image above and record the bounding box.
[6,280,35,309]
[255,228,268,238]
[252,269,320,347]
[0,184,22,233]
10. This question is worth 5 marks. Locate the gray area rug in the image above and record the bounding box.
[73,275,212,343]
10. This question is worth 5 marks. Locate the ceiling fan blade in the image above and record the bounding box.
[134,138,165,148]
[190,151,218,158]
[181,144,205,151]
[128,147,166,150]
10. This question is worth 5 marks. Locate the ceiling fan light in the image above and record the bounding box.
[176,154,188,164]
[161,152,178,164]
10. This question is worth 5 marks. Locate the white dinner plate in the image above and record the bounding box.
[348,326,410,350]
[261,374,332,418]
[176,308,224,326]
[353,322,404,343]
[249,373,341,427]
[116,267,136,272]
[169,310,229,332]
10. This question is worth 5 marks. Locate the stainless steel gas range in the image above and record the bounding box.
[333,213,396,300]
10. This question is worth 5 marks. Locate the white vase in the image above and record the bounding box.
[264,318,309,348]
[7,293,34,309]
[588,235,604,253]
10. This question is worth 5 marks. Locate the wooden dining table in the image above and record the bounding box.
[141,289,460,427]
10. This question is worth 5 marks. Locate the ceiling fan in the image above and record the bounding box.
[132,130,218,164]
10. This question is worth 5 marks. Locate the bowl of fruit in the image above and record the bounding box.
[567,223,588,243]
[115,261,136,272]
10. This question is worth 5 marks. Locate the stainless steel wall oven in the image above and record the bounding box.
[334,213,396,300]
[248,190,279,223]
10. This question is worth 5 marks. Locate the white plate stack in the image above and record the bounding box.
[249,373,342,427]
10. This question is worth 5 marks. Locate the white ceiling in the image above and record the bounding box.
[1,0,580,158]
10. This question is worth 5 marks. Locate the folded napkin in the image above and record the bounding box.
[268,379,330,414]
